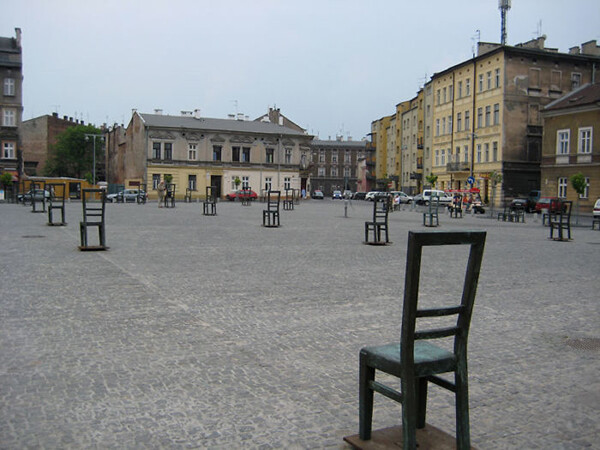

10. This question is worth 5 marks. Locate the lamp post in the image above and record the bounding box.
[84,133,104,185]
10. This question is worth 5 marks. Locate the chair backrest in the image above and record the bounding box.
[206,186,216,202]
[81,188,106,222]
[400,231,486,370]
[373,195,389,222]
[560,200,572,220]
[267,190,280,211]
[166,183,176,197]
[428,195,440,213]
[48,183,66,203]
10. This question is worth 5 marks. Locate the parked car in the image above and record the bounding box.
[509,197,530,211]
[415,189,452,205]
[107,189,147,203]
[225,189,258,201]
[390,191,413,204]
[332,190,343,199]
[311,190,324,199]
[17,189,51,203]
[593,198,600,218]
[535,197,562,214]
[365,191,387,201]
[353,192,366,200]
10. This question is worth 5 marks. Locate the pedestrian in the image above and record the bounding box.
[157,181,166,208]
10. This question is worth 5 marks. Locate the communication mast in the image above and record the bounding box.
[499,0,511,45]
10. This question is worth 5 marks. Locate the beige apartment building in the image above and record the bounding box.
[428,37,600,205]
[370,115,392,188]
[400,92,424,194]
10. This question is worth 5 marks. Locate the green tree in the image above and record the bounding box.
[44,125,103,179]
[425,174,438,188]
[570,172,587,224]
[0,172,13,189]
[164,174,173,184]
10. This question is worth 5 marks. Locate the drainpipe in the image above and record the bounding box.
[470,57,477,179]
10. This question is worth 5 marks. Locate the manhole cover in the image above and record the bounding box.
[21,235,45,238]
[566,337,600,351]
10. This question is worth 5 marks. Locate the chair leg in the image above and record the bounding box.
[455,368,471,450]
[359,357,375,440]
[401,377,418,450]
[416,377,428,429]
[99,224,106,247]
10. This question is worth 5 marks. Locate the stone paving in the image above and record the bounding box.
[1,199,599,449]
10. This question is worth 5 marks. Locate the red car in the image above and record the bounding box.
[535,197,563,214]
[225,189,258,201]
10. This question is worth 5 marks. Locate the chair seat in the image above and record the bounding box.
[361,341,456,378]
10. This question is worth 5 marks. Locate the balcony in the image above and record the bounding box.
[446,162,470,172]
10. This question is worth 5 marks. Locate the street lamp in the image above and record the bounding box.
[84,133,104,185]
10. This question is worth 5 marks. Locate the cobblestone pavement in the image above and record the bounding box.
[1,199,599,449]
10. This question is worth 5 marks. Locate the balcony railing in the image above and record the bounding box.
[446,162,470,172]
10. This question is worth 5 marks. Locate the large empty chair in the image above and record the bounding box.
[203,186,217,216]
[358,230,486,449]
[79,188,107,250]
[364,195,390,244]
[262,190,280,227]
[47,183,66,226]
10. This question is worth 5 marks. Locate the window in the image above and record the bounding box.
[318,167,326,177]
[529,68,541,88]
[458,81,463,98]
[242,176,249,189]
[551,70,561,90]
[455,146,461,162]
[3,78,15,96]
[152,142,161,159]
[284,177,291,190]
[477,108,483,128]
[344,150,351,163]
[435,119,440,136]
[152,174,160,190]
[485,106,491,127]
[213,145,222,161]
[495,68,500,88]
[442,117,446,135]
[484,143,489,162]
[266,148,274,163]
[436,89,440,105]
[443,87,447,103]
[232,146,240,162]
[242,147,251,162]
[3,142,15,158]
[448,116,452,133]
[580,177,590,199]
[449,85,453,101]
[164,143,172,160]
[284,148,291,164]
[441,149,446,165]
[493,142,498,161]
[319,149,325,163]
[435,150,439,166]
[478,74,483,92]
[426,125,430,138]
[188,175,196,190]
[464,145,469,163]
[265,177,272,191]
[188,143,197,160]
[571,72,581,89]
[528,104,540,125]
[476,144,482,163]
[556,130,570,155]
[578,127,592,154]
[426,104,431,117]
[465,110,470,130]
[466,78,471,96]
[487,71,492,90]
[331,166,338,177]
[3,108,16,126]
[493,103,500,125]
[332,152,338,164]
[344,166,351,177]
[558,177,568,198]
[457,112,462,132]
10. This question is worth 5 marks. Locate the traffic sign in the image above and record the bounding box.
[467,176,475,185]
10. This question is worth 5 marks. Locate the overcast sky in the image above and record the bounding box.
[2,0,599,140]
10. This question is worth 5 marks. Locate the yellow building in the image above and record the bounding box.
[107,111,313,200]
[370,115,393,187]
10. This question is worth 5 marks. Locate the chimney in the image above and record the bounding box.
[52,112,58,118]
[154,109,163,115]
[15,28,21,49]
[569,46,581,55]
[278,117,284,126]
[181,110,193,116]
[194,109,201,119]
[228,114,235,120]
[581,40,600,56]
[237,113,244,121]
